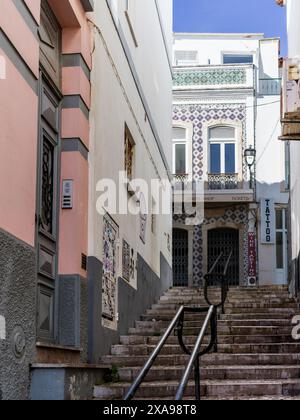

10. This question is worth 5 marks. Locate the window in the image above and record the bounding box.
[175,50,198,66]
[223,54,253,65]
[173,127,187,175]
[276,209,287,270]
[209,126,236,174]
[125,126,135,181]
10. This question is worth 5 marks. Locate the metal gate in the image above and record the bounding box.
[208,228,240,286]
[173,229,189,287]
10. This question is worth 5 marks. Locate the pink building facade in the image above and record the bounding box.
[0,0,173,400]
[0,0,93,400]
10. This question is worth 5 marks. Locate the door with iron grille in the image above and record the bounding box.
[36,0,62,343]
[173,229,189,287]
[208,228,240,286]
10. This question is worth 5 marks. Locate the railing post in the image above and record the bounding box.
[194,356,201,401]
[213,306,218,353]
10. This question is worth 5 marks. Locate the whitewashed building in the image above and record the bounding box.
[278,0,300,295]
[87,0,173,360]
[172,33,289,288]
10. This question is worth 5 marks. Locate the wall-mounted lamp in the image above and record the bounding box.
[244,146,256,189]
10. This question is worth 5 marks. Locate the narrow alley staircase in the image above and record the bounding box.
[94,286,300,400]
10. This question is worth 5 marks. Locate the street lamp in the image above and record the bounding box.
[244,146,256,190]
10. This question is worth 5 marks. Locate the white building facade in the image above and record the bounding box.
[278,0,300,296]
[173,33,289,288]
[87,0,173,361]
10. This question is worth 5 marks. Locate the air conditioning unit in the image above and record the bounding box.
[247,277,257,287]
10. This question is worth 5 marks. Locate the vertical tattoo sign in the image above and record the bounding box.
[260,198,275,244]
[248,232,257,279]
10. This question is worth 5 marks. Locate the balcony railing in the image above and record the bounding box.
[173,65,254,90]
[173,174,189,182]
[259,78,281,96]
[207,173,239,190]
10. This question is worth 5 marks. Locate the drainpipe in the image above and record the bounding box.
[253,63,259,287]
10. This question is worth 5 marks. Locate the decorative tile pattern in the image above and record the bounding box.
[173,103,247,182]
[173,68,247,87]
[102,214,118,326]
[173,103,249,287]
[122,239,130,282]
[192,206,249,287]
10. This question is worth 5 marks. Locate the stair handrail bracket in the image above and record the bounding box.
[175,305,217,401]
[204,250,233,314]
[123,305,185,401]
[123,304,218,401]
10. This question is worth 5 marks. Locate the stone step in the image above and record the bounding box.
[100,353,300,368]
[160,295,292,303]
[221,313,296,320]
[120,334,295,346]
[141,312,297,322]
[94,379,300,400]
[135,319,293,331]
[117,365,300,383]
[111,343,300,357]
[153,302,299,310]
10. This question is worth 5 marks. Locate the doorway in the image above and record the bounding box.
[173,229,189,287]
[208,228,240,286]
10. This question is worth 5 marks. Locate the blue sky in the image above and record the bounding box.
[173,0,288,56]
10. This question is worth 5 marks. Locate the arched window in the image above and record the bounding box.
[173,127,187,175]
[209,126,236,174]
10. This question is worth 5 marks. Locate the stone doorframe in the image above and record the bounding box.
[173,223,194,288]
[202,221,245,286]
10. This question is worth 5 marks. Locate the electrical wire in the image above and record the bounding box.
[256,118,281,164]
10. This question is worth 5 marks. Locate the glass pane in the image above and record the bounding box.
[276,232,284,269]
[173,127,186,140]
[175,144,186,174]
[223,55,253,64]
[38,288,53,334]
[209,126,235,139]
[225,144,236,173]
[41,137,54,234]
[276,210,283,230]
[210,144,221,173]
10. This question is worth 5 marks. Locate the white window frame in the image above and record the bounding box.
[174,50,198,67]
[221,52,255,65]
[275,208,288,284]
[208,127,237,174]
[172,124,193,177]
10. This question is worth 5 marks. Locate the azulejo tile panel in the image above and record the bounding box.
[173,103,247,181]
[173,68,247,87]
[193,206,249,287]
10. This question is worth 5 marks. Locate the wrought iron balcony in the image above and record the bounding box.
[173,173,189,182]
[207,173,239,190]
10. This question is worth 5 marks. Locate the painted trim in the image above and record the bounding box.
[61,138,89,160]
[0,29,38,94]
[12,0,39,39]
[105,0,171,180]
[62,54,91,81]
[154,0,172,73]
[62,95,90,119]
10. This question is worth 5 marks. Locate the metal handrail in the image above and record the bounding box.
[123,305,185,400]
[204,250,233,314]
[207,252,224,276]
[175,305,216,401]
